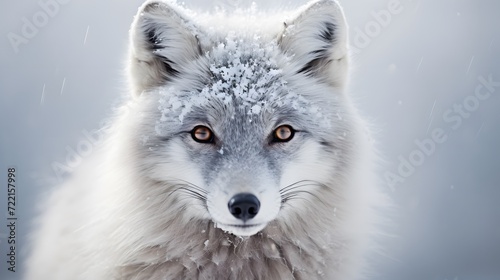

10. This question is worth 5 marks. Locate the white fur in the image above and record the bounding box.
[25,1,386,279]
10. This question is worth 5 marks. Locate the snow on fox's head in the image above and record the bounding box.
[127,0,354,237]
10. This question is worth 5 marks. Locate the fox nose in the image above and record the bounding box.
[228,193,260,222]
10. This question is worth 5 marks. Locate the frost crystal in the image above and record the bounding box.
[156,35,329,132]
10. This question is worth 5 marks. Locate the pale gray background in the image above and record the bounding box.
[1,0,499,279]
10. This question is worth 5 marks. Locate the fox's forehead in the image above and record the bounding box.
[154,36,333,137]
[204,36,285,110]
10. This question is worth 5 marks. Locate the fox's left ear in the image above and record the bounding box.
[278,0,349,87]
[128,1,202,96]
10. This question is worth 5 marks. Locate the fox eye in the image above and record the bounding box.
[191,126,214,143]
[272,125,295,143]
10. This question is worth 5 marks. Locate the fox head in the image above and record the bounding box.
[124,0,360,238]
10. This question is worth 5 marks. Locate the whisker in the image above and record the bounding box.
[279,180,312,194]
[279,180,331,194]
[177,187,207,201]
[156,178,209,210]
[171,187,206,200]
[165,179,208,194]
[279,180,331,208]
[281,194,315,206]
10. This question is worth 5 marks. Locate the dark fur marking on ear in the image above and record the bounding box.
[310,48,329,57]
[145,28,180,77]
[162,58,180,77]
[297,57,324,75]
[319,21,336,43]
[147,29,163,50]
[297,22,336,75]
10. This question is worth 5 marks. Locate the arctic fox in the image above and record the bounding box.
[26,0,383,279]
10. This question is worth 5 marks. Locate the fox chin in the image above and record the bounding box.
[25,0,386,279]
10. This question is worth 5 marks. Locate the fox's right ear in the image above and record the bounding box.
[128,1,202,96]
[278,0,349,88]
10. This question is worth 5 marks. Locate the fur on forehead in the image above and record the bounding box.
[152,36,345,136]
[128,0,350,96]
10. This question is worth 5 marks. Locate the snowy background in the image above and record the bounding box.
[1,0,500,279]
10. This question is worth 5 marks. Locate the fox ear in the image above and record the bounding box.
[279,0,349,87]
[128,1,202,95]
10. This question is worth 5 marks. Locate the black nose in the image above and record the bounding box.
[228,193,260,222]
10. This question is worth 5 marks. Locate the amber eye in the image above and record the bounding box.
[272,125,295,143]
[191,126,214,143]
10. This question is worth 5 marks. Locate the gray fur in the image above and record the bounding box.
[25,1,384,279]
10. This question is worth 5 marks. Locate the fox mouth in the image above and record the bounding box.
[215,222,267,236]
[221,223,263,228]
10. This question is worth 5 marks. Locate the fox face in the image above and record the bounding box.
[127,0,354,237]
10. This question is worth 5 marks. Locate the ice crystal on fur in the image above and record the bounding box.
[156,36,329,131]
